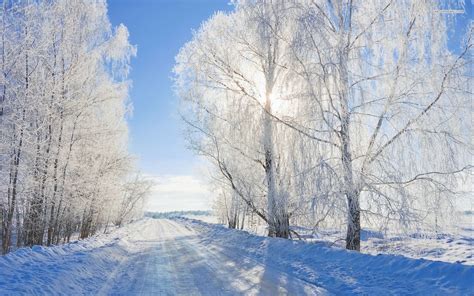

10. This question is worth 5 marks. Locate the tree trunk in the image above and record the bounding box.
[263,71,290,239]
[3,121,24,254]
[15,201,22,247]
[345,192,361,251]
[47,114,63,246]
[339,42,361,251]
[240,205,247,230]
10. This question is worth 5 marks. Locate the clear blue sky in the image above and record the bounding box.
[107,0,232,177]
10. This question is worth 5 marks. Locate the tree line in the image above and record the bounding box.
[175,0,472,251]
[0,0,149,254]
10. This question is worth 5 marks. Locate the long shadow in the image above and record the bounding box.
[256,238,324,295]
[256,238,285,295]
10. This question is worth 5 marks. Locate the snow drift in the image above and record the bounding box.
[178,217,474,295]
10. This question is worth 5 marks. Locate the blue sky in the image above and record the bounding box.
[107,0,232,211]
[108,0,232,177]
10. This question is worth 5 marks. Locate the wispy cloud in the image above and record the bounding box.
[144,174,213,212]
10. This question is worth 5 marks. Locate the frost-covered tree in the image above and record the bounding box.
[176,2,294,238]
[113,173,153,227]
[176,0,472,250]
[288,0,472,250]
[0,0,146,254]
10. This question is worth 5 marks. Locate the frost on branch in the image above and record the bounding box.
[0,0,147,254]
[175,0,472,251]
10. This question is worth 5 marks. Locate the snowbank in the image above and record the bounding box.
[293,226,474,265]
[0,219,150,295]
[177,217,474,295]
[204,217,473,266]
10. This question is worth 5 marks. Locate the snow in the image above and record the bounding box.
[0,218,473,295]
[362,233,473,265]
[195,214,473,266]
[179,218,474,295]
[290,227,474,266]
[182,214,219,224]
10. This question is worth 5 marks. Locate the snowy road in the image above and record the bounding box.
[1,218,472,295]
[99,219,325,295]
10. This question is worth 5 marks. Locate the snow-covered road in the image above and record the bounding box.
[0,218,472,295]
[99,219,324,295]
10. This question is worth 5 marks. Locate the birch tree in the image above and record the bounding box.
[176,2,293,238]
[176,0,472,251]
[0,0,145,254]
[289,0,472,250]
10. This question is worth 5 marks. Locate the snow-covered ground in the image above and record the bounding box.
[289,227,474,266]
[182,214,219,224]
[362,232,473,265]
[0,218,472,295]
[184,213,474,266]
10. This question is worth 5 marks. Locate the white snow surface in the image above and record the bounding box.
[188,214,474,266]
[290,227,474,266]
[0,218,472,295]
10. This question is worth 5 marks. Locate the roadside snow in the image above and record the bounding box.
[0,219,148,295]
[0,218,472,295]
[189,214,474,266]
[292,227,474,266]
[178,217,474,295]
[362,233,473,265]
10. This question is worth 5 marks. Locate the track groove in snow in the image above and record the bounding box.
[0,218,472,295]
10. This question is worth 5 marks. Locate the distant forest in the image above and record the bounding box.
[145,211,212,219]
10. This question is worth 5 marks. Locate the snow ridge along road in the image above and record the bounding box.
[0,218,472,295]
